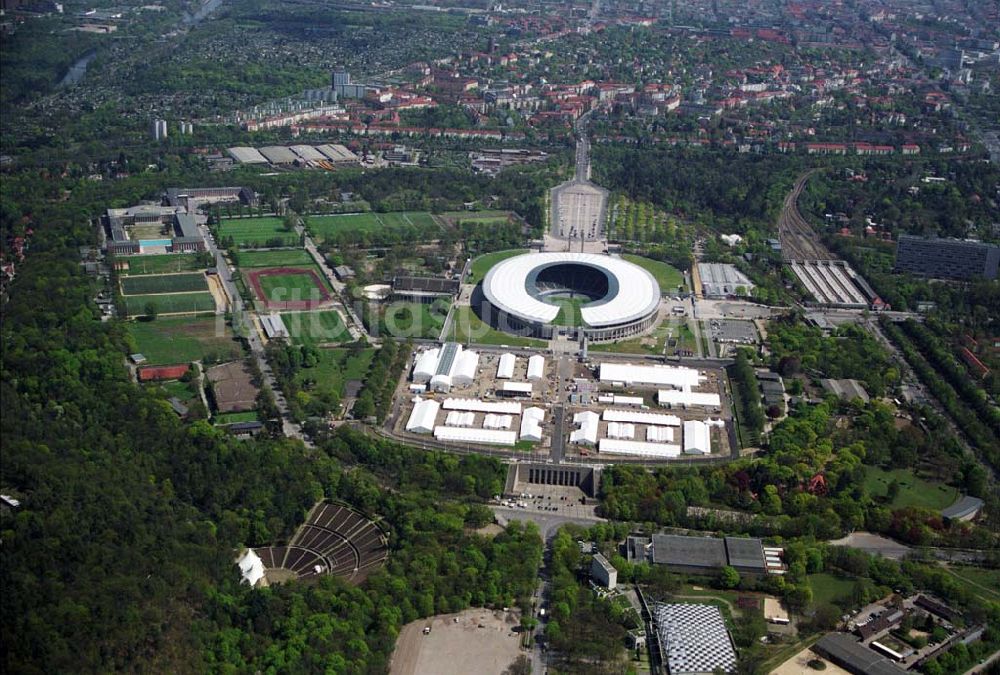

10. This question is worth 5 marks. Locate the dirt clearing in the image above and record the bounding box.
[390,608,525,675]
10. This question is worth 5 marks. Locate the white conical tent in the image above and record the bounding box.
[236,548,266,587]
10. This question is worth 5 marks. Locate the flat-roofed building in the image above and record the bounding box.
[724,537,766,575]
[591,553,618,589]
[698,262,755,298]
[895,234,999,280]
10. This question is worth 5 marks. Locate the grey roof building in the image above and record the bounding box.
[895,234,999,280]
[813,633,907,675]
[941,495,985,522]
[645,534,767,575]
[590,553,617,589]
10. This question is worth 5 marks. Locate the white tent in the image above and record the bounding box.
[445,410,476,427]
[519,406,545,442]
[405,397,440,434]
[658,390,722,409]
[683,419,711,454]
[570,410,599,445]
[646,426,675,443]
[603,409,681,426]
[433,426,517,446]
[413,348,440,382]
[443,398,522,414]
[453,350,480,386]
[236,548,266,587]
[527,354,545,381]
[599,362,704,390]
[599,439,681,458]
[607,422,635,440]
[496,353,516,379]
[483,413,513,429]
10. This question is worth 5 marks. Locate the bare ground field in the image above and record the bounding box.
[772,646,852,675]
[390,608,525,675]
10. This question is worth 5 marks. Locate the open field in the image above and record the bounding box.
[217,217,299,248]
[307,211,440,242]
[245,266,332,310]
[946,566,1000,600]
[127,316,242,365]
[118,254,205,275]
[390,609,524,675]
[622,254,685,293]
[235,249,314,268]
[807,573,855,607]
[449,305,546,347]
[468,249,529,284]
[258,273,326,303]
[281,311,351,346]
[121,273,208,295]
[293,348,376,403]
[863,467,958,510]
[381,300,450,339]
[124,292,217,316]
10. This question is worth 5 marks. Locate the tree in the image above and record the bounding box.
[719,565,740,589]
[502,655,532,675]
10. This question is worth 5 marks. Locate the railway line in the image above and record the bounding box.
[779,170,834,262]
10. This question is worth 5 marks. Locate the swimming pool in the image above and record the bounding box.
[139,239,173,247]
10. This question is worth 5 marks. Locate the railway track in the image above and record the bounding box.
[778,170,834,261]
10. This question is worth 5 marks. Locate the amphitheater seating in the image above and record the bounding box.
[254,502,388,585]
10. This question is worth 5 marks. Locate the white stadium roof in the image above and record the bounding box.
[482,252,660,328]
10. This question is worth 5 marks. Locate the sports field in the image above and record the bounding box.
[381,300,450,339]
[441,210,514,225]
[121,273,208,295]
[236,249,314,268]
[468,249,529,284]
[128,316,242,365]
[217,217,299,248]
[118,254,204,275]
[245,266,332,310]
[622,254,685,293]
[124,292,217,316]
[863,467,958,510]
[281,311,351,346]
[307,212,441,243]
[449,305,545,347]
[259,273,326,303]
[551,296,588,327]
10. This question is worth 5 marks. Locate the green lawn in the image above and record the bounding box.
[442,210,514,225]
[468,249,529,284]
[214,411,260,425]
[293,348,376,402]
[127,316,243,365]
[121,273,208,295]
[551,296,588,326]
[863,467,958,510]
[622,254,685,293]
[124,292,217,316]
[306,211,440,243]
[257,272,328,303]
[217,217,299,248]
[807,573,855,607]
[946,566,1000,600]
[449,305,546,347]
[235,249,314,268]
[589,318,696,355]
[381,300,450,340]
[155,380,198,403]
[118,254,204,275]
[281,311,351,346]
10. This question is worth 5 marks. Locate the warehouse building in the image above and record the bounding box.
[411,343,480,392]
[698,262,755,298]
[895,234,999,280]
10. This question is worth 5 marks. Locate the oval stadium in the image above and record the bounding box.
[479,252,661,342]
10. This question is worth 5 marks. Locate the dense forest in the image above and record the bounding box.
[0,167,543,670]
